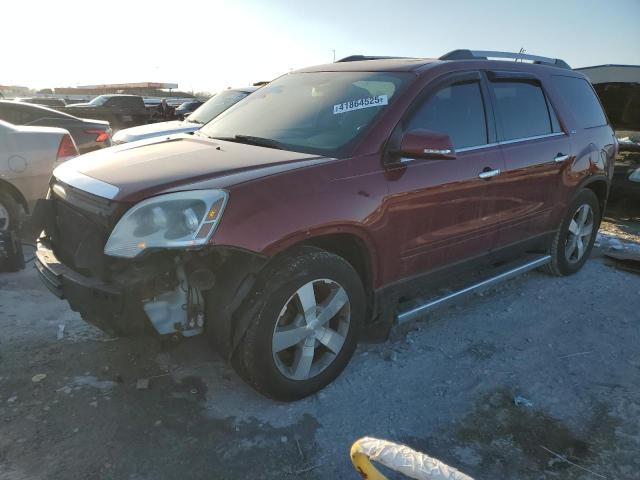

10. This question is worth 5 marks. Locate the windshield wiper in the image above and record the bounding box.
[187,118,203,124]
[209,135,284,150]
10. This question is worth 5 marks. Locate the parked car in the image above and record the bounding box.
[14,97,67,108]
[64,94,149,129]
[175,100,204,120]
[0,100,112,154]
[0,119,78,269]
[112,87,257,144]
[576,64,640,199]
[35,50,616,400]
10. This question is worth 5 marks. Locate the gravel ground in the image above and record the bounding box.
[1,207,639,480]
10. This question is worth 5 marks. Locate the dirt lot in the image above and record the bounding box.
[1,204,639,480]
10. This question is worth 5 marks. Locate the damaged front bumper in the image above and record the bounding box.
[35,239,267,353]
[35,240,129,335]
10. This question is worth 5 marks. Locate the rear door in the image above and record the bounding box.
[385,71,506,279]
[486,71,571,246]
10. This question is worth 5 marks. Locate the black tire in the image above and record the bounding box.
[0,190,19,233]
[232,246,365,401]
[544,189,601,276]
[0,191,24,272]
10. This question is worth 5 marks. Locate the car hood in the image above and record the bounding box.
[65,103,92,108]
[112,120,200,143]
[53,134,330,202]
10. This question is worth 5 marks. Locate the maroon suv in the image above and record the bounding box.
[35,50,617,400]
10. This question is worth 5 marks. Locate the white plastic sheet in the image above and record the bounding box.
[354,437,474,480]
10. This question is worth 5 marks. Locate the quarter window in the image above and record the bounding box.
[406,81,488,149]
[553,76,608,129]
[0,104,41,124]
[490,81,556,141]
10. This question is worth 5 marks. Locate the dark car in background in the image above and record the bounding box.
[112,87,257,144]
[64,94,149,130]
[577,65,640,199]
[35,51,615,400]
[0,100,112,153]
[15,97,67,108]
[175,100,204,120]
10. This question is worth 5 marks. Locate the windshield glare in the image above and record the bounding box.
[189,91,250,124]
[88,95,108,106]
[200,72,409,155]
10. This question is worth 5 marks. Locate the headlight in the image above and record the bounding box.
[104,190,228,258]
[629,168,640,183]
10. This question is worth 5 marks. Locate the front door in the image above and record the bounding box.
[383,71,506,282]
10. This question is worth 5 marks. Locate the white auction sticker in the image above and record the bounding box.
[333,95,388,115]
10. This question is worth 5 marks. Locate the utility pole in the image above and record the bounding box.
[332,49,336,62]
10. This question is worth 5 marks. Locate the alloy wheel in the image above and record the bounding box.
[272,279,350,381]
[565,204,594,264]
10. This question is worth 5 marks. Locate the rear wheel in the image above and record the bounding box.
[232,247,365,401]
[544,189,600,276]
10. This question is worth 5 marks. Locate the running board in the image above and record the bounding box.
[396,254,551,324]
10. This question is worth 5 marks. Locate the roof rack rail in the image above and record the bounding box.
[336,55,410,63]
[439,50,571,69]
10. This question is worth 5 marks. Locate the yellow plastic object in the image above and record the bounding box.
[351,439,388,480]
[350,437,474,480]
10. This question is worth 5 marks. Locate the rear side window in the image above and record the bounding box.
[553,76,608,129]
[406,80,487,149]
[0,104,42,124]
[490,81,557,141]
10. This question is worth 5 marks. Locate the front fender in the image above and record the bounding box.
[211,156,387,286]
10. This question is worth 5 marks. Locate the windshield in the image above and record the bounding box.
[88,95,109,106]
[178,101,199,111]
[188,91,250,124]
[199,72,409,156]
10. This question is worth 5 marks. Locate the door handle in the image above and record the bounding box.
[554,153,570,163]
[478,168,501,179]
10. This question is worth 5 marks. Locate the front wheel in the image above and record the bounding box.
[0,191,18,233]
[232,247,365,401]
[544,189,601,276]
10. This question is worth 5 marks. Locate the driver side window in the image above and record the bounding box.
[406,80,488,150]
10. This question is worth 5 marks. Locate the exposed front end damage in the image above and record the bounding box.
[37,240,266,346]
[35,195,267,351]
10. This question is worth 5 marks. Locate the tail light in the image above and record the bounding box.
[85,128,110,143]
[56,134,79,162]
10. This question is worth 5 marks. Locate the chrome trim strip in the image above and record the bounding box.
[456,133,565,153]
[498,132,565,146]
[456,142,499,153]
[396,254,551,324]
[53,161,119,200]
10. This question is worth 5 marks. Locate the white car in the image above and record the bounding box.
[112,87,258,144]
[0,119,78,232]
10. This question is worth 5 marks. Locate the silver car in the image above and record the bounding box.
[0,119,78,231]
[112,87,258,144]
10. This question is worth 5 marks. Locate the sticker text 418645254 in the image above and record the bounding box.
[333,95,388,115]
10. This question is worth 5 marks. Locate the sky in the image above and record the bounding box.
[2,0,639,94]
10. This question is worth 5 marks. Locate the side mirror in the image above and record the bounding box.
[395,129,456,161]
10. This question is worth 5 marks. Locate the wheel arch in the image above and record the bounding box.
[299,232,375,294]
[578,175,609,214]
[0,178,29,214]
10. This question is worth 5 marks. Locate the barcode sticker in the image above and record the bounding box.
[333,95,388,115]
